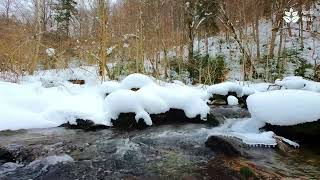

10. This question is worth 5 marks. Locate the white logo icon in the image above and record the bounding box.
[283,8,300,23]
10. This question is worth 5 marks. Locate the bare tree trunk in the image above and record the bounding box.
[277,21,284,77]
[98,0,110,81]
[205,32,209,56]
[254,16,261,60]
[300,5,304,50]
[31,0,44,74]
[188,25,194,63]
[269,1,284,58]
[5,0,12,23]
[218,3,253,80]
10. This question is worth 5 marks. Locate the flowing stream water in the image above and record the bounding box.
[0,107,319,179]
[0,124,319,179]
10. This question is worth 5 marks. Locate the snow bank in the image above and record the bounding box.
[0,81,104,131]
[0,73,210,130]
[247,90,320,126]
[22,66,101,86]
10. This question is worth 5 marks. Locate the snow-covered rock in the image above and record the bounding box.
[247,90,320,126]
[275,76,307,90]
[207,82,243,97]
[104,83,210,126]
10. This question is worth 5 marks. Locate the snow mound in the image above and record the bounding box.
[104,83,210,126]
[207,82,243,97]
[275,76,307,89]
[99,81,121,95]
[274,76,320,92]
[120,73,153,89]
[247,90,320,126]
[227,96,239,106]
[0,81,105,131]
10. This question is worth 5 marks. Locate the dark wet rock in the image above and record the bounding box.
[205,136,241,157]
[68,79,85,85]
[111,113,148,130]
[60,119,108,131]
[131,88,140,91]
[238,95,249,108]
[210,92,249,108]
[5,144,36,164]
[209,106,250,124]
[0,147,14,165]
[112,109,220,130]
[210,92,238,105]
[60,106,250,131]
[263,120,320,145]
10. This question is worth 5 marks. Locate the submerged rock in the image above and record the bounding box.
[205,136,241,157]
[0,147,14,165]
[263,120,320,145]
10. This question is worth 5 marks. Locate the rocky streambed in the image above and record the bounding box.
[0,107,319,179]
